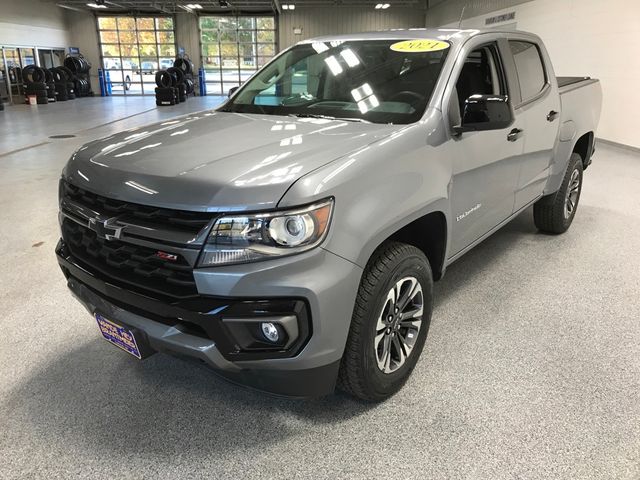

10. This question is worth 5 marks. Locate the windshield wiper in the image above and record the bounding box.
[288,113,371,124]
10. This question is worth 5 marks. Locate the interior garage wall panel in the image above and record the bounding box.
[0,0,69,47]
[432,0,640,149]
[64,10,101,93]
[425,0,534,28]
[279,7,426,50]
[175,13,201,71]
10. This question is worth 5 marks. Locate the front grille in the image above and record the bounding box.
[61,180,212,235]
[62,219,198,299]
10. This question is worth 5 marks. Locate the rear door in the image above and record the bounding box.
[506,38,561,210]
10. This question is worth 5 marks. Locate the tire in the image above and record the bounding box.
[533,153,584,234]
[123,75,131,91]
[167,66,185,86]
[155,86,177,102]
[21,65,46,84]
[184,77,194,95]
[43,68,54,83]
[49,68,64,83]
[64,56,91,74]
[56,66,75,82]
[155,70,172,88]
[338,242,433,402]
[25,82,47,93]
[173,58,193,75]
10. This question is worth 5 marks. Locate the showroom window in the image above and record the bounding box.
[97,16,176,95]
[509,40,547,102]
[200,15,276,96]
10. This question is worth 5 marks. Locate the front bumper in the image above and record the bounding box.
[56,240,362,398]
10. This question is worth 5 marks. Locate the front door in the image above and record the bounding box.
[447,42,524,256]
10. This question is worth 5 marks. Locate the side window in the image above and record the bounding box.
[509,41,546,102]
[452,44,506,120]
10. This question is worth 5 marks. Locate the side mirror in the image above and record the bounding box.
[228,86,239,98]
[453,94,512,134]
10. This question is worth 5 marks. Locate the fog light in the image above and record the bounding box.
[261,322,280,342]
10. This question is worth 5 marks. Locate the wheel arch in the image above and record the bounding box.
[573,131,595,169]
[369,210,448,281]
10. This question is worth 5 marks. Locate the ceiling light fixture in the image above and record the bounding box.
[282,3,295,9]
[86,2,108,8]
[186,3,203,8]
[375,3,390,8]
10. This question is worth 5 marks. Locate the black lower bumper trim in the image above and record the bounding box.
[56,239,312,361]
[172,352,340,398]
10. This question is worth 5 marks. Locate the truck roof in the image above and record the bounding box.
[299,28,531,45]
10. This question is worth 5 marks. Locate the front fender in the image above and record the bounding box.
[278,112,453,268]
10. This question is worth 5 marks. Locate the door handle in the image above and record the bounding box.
[547,110,559,122]
[507,128,523,142]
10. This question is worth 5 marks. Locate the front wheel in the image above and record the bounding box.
[534,152,584,234]
[338,242,433,402]
[124,75,131,91]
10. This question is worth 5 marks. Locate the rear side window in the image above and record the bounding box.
[509,41,546,102]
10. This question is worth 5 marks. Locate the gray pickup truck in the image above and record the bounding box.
[56,29,602,401]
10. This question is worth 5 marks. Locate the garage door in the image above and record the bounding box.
[200,15,276,96]
[97,16,176,96]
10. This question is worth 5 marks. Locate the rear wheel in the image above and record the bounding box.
[338,242,433,402]
[534,152,584,234]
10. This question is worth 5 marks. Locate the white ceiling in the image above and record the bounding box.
[52,0,435,14]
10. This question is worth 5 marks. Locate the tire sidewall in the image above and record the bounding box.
[359,250,433,398]
[558,153,584,230]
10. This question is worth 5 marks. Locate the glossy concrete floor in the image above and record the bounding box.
[1,97,639,480]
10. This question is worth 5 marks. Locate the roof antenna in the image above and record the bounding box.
[458,4,467,28]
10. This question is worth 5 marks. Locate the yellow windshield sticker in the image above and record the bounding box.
[390,39,450,53]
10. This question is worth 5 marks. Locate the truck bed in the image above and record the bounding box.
[557,76,597,93]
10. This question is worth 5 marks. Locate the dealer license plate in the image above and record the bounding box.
[95,313,142,359]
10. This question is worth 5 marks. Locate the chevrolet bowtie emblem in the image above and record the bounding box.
[88,217,123,241]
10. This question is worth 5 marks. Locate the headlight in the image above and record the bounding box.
[198,198,333,266]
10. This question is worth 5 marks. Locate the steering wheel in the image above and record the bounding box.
[388,90,426,105]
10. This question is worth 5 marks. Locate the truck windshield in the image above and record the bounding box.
[220,39,450,125]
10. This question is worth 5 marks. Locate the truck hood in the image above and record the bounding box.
[63,111,399,212]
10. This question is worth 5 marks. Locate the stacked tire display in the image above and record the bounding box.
[49,67,75,102]
[64,55,93,97]
[22,65,50,104]
[155,57,195,106]
[20,62,93,104]
[43,68,56,102]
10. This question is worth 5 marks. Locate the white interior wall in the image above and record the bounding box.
[0,0,69,47]
[279,7,426,50]
[425,0,534,28]
[436,0,640,149]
